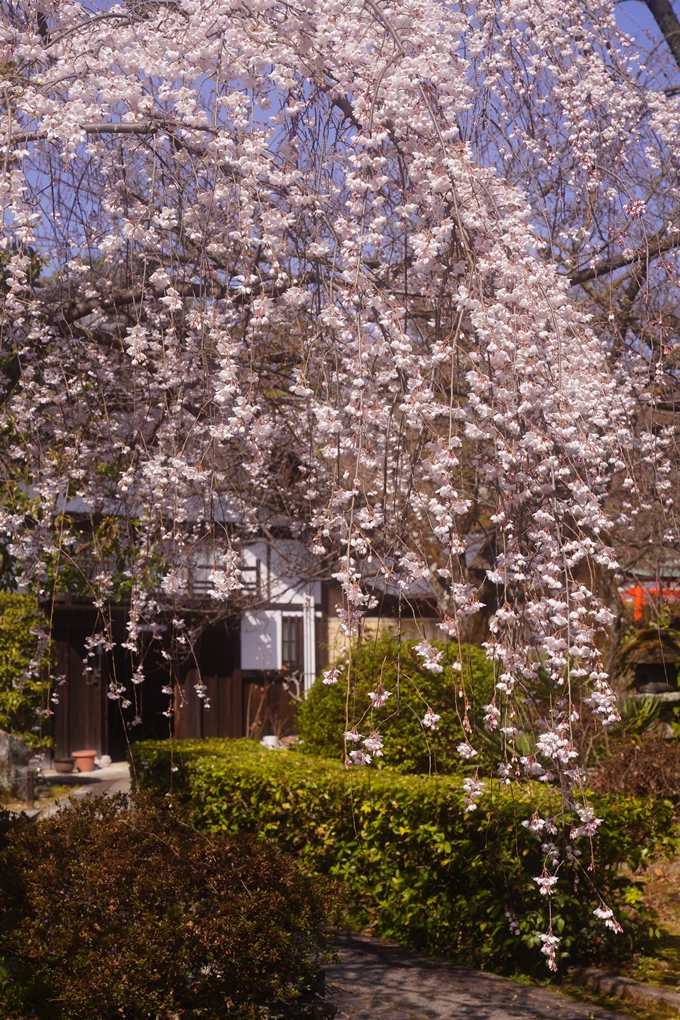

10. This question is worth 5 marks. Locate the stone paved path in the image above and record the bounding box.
[326,931,631,1020]
[37,761,131,817]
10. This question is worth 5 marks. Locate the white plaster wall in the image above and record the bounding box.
[241,610,281,670]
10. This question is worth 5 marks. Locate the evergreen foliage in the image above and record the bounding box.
[0,593,49,750]
[296,636,496,773]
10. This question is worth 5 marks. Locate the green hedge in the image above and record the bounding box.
[131,739,676,972]
[296,635,496,773]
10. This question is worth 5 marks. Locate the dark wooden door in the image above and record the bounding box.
[174,671,243,739]
[53,641,106,757]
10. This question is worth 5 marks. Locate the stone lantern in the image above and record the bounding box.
[618,627,680,695]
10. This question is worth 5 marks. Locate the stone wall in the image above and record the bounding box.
[0,728,30,801]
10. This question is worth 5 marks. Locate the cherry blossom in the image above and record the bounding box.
[344,728,363,744]
[363,732,384,756]
[322,666,341,686]
[415,640,444,673]
[2,0,680,970]
[368,686,392,709]
[539,932,560,972]
[457,742,478,761]
[533,876,559,896]
[421,708,441,731]
[594,906,623,934]
[463,776,485,811]
[348,749,372,766]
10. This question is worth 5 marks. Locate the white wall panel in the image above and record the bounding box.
[240,611,281,670]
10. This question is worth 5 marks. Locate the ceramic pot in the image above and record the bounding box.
[53,758,75,774]
[72,749,97,772]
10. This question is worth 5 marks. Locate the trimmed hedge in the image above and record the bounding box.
[296,635,496,773]
[131,739,676,972]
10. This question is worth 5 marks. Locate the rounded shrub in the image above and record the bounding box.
[296,634,495,773]
[0,795,334,1020]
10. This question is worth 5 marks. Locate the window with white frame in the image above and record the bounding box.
[281,615,303,668]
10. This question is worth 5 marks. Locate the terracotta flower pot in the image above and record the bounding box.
[53,758,75,774]
[72,750,97,773]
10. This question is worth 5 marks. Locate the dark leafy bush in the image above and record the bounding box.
[0,794,334,1020]
[296,635,496,773]
[132,740,676,973]
[591,738,680,803]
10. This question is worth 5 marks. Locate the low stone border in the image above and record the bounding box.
[572,966,680,1013]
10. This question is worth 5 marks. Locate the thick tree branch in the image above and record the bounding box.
[56,282,227,324]
[5,121,160,147]
[58,286,145,324]
[643,0,680,71]
[568,228,680,285]
[44,9,139,49]
[52,273,309,325]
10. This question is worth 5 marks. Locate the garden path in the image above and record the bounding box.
[326,931,631,1020]
[36,761,131,817]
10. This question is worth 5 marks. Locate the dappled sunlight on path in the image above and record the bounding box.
[326,931,631,1020]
